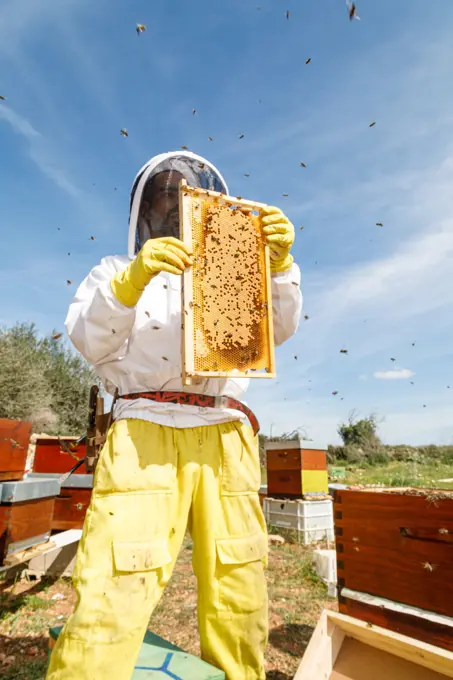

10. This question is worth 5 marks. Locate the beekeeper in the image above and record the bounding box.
[47,151,302,680]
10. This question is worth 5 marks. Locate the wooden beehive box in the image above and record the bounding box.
[265,439,329,498]
[294,609,453,680]
[0,419,32,481]
[333,486,453,651]
[0,477,59,566]
[179,181,275,385]
[52,475,92,530]
[27,472,93,531]
[32,435,87,474]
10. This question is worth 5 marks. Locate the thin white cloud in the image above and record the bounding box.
[0,104,80,197]
[295,153,453,373]
[28,147,80,197]
[380,407,453,446]
[250,390,453,447]
[374,369,415,381]
[281,34,453,388]
[252,68,453,441]
[320,219,453,319]
[0,104,41,138]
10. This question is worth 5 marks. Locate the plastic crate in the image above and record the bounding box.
[264,497,334,543]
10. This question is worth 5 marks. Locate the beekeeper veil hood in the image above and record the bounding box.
[128,151,228,258]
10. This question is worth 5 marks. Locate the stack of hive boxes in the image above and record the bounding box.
[30,434,93,530]
[265,438,329,498]
[0,419,59,565]
[263,438,333,543]
[333,486,453,652]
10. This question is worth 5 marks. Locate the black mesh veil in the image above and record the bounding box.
[130,155,227,254]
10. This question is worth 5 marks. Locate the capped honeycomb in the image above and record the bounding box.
[180,182,275,382]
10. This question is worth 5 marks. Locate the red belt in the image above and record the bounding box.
[119,391,260,436]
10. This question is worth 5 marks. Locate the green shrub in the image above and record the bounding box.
[338,414,381,449]
[441,448,453,464]
[0,322,98,435]
[366,448,391,466]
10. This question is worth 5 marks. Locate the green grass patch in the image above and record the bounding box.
[333,460,453,488]
[0,593,51,629]
[1,658,48,680]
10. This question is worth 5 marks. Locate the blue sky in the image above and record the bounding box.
[1,0,453,446]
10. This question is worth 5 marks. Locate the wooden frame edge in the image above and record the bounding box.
[294,609,453,679]
[179,181,276,382]
[263,241,276,375]
[179,179,195,386]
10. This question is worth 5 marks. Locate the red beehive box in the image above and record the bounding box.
[333,486,453,652]
[0,419,32,481]
[28,472,93,531]
[52,474,93,531]
[0,477,59,565]
[52,488,92,530]
[32,435,88,474]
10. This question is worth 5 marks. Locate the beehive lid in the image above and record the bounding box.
[27,472,93,489]
[0,477,60,503]
[264,439,327,451]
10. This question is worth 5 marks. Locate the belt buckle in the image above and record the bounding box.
[214,396,229,409]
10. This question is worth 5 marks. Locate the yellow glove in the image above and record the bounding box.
[260,206,295,273]
[111,237,193,307]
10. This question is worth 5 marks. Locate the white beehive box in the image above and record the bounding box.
[263,497,334,544]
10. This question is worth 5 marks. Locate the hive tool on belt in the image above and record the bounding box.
[85,384,118,473]
[57,385,117,485]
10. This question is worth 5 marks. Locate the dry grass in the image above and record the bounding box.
[0,537,335,679]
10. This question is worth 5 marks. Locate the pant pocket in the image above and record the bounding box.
[91,538,173,643]
[112,539,172,573]
[109,538,173,625]
[215,532,268,613]
[221,423,261,495]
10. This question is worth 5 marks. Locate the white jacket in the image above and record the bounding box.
[65,152,302,428]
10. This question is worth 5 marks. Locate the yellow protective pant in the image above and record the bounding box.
[46,419,268,680]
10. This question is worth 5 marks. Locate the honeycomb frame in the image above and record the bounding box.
[179,179,276,386]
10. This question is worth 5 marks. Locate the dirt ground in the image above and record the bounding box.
[0,538,336,679]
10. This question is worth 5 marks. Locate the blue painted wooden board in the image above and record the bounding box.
[49,627,225,679]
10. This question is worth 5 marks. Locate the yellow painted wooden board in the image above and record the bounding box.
[302,470,329,494]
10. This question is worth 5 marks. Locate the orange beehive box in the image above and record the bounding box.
[265,439,328,498]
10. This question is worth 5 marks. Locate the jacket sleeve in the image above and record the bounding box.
[271,262,302,346]
[65,257,136,366]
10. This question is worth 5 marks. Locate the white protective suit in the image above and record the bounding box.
[65,151,303,427]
